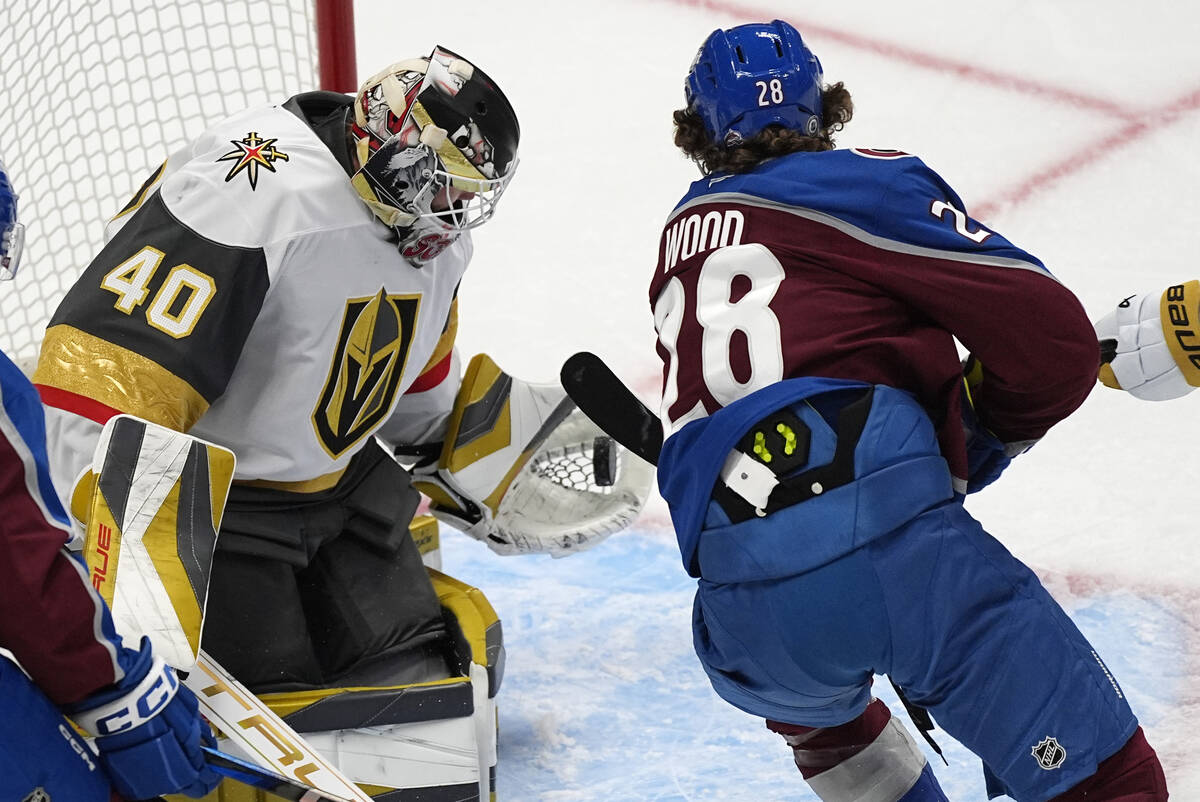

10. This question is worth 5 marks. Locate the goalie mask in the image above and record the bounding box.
[350,48,520,266]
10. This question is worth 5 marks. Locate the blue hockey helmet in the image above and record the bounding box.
[0,159,23,280]
[685,20,824,145]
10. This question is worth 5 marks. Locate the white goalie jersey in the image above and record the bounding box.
[34,95,468,517]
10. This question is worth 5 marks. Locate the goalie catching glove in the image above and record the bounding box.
[412,354,654,557]
[1094,280,1200,400]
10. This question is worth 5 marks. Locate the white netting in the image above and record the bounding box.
[0,0,318,361]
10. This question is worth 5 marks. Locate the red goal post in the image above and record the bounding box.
[0,0,356,363]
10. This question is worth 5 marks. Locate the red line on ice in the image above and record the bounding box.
[666,0,1130,117]
[975,86,1200,218]
[664,0,1200,214]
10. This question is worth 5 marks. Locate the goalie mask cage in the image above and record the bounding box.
[0,0,356,362]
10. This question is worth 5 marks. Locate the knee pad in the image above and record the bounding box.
[769,698,943,802]
[170,566,503,802]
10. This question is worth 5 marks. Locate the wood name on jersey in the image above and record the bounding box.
[661,208,745,274]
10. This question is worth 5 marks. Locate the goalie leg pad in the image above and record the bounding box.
[196,570,504,801]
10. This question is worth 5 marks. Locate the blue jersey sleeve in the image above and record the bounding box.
[873,155,1047,270]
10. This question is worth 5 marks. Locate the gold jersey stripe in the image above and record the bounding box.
[234,468,346,494]
[34,325,209,431]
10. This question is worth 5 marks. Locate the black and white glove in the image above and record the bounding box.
[1093,280,1200,400]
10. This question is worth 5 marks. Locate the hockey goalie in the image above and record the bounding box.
[32,48,652,800]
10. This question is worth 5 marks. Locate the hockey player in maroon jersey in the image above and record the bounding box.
[0,158,218,801]
[649,20,1168,802]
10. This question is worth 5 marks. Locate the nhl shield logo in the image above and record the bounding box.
[1032,736,1067,770]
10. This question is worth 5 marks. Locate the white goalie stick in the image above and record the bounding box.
[559,352,663,466]
[202,745,355,802]
[190,649,370,802]
[82,415,373,802]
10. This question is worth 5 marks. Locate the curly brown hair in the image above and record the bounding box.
[673,82,854,175]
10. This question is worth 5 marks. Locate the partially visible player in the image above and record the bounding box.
[649,20,1167,801]
[1093,280,1200,400]
[0,157,219,800]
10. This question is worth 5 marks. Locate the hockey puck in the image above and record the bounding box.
[592,436,617,486]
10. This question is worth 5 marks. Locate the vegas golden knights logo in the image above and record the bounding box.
[217,131,289,190]
[313,289,419,457]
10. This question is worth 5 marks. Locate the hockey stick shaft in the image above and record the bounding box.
[189,650,374,802]
[560,351,663,465]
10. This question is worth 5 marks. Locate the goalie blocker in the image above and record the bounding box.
[413,353,654,557]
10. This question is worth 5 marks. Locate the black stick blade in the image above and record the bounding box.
[560,352,663,466]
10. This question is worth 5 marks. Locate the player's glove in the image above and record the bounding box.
[66,636,219,800]
[412,354,653,557]
[960,356,1034,494]
[1093,280,1200,400]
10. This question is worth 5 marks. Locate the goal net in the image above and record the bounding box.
[0,0,347,363]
